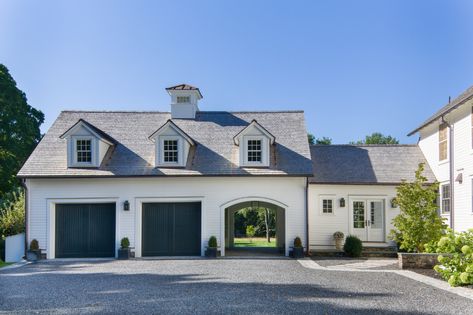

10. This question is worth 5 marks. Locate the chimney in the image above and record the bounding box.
[166,84,203,119]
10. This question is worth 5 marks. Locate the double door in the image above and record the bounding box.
[350,199,384,242]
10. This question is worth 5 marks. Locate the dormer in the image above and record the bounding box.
[233,120,275,167]
[149,120,195,168]
[60,119,115,168]
[166,84,203,119]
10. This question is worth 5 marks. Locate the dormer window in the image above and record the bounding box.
[247,138,262,163]
[177,96,190,103]
[163,138,179,163]
[234,120,275,168]
[76,139,92,163]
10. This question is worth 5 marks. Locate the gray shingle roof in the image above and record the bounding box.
[408,84,473,136]
[18,110,312,177]
[309,145,436,185]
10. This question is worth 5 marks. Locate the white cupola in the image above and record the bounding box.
[166,84,203,119]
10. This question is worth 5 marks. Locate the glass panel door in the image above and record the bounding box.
[352,200,367,241]
[368,200,384,242]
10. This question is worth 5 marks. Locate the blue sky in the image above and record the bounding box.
[1,1,472,143]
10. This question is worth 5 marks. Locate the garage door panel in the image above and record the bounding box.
[56,203,115,258]
[142,202,201,256]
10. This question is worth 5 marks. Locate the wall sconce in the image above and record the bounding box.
[123,200,130,211]
[339,198,345,208]
[390,198,397,208]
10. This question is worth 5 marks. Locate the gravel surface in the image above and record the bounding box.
[1,258,473,314]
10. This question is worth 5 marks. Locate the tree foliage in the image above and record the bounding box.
[315,137,332,145]
[353,132,399,145]
[0,64,44,197]
[0,189,25,237]
[390,163,446,253]
[234,207,276,239]
[307,133,315,145]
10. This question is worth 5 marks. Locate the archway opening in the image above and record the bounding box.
[224,201,285,256]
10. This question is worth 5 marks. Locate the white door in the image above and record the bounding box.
[350,199,385,242]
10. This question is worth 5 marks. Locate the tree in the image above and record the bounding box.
[0,64,44,197]
[246,225,255,243]
[390,163,446,252]
[307,133,315,145]
[0,189,25,237]
[353,132,399,145]
[315,137,332,145]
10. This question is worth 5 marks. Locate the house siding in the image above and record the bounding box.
[26,177,306,258]
[308,184,399,249]
[418,99,473,231]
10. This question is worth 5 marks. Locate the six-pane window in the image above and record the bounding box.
[441,184,451,214]
[247,139,262,162]
[163,140,178,163]
[76,139,92,163]
[439,123,448,161]
[177,96,190,103]
[322,199,333,214]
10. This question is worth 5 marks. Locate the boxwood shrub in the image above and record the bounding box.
[343,235,362,257]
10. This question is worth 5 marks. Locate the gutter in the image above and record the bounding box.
[19,179,28,258]
[442,116,455,231]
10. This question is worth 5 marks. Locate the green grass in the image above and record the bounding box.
[0,260,12,268]
[234,237,277,248]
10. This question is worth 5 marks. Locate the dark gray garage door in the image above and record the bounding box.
[142,202,201,256]
[55,203,116,258]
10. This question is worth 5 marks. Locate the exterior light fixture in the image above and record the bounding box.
[390,198,397,208]
[123,200,130,211]
[339,198,345,208]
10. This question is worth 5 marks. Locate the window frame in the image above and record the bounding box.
[242,135,268,167]
[176,96,191,104]
[441,183,451,215]
[321,198,334,215]
[159,136,182,166]
[71,136,96,167]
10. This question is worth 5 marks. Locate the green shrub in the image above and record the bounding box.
[120,237,130,249]
[246,225,255,241]
[0,190,25,238]
[390,163,446,253]
[208,236,217,248]
[29,239,39,251]
[343,235,362,257]
[431,229,473,287]
[294,236,303,248]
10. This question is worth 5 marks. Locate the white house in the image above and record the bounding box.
[408,85,473,232]
[308,145,435,250]
[18,84,313,258]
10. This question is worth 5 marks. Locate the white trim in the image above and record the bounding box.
[134,196,205,258]
[46,198,119,259]
[320,197,335,215]
[233,120,275,145]
[60,120,114,146]
[70,136,97,167]
[219,196,288,256]
[241,136,270,167]
[158,136,182,166]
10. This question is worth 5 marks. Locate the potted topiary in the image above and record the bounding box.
[118,237,131,260]
[205,236,218,258]
[333,231,345,250]
[26,239,41,261]
[343,235,363,257]
[291,236,304,259]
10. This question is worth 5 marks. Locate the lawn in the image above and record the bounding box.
[234,237,277,247]
[0,260,12,268]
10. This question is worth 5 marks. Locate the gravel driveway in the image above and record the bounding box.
[1,258,472,314]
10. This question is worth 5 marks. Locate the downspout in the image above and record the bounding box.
[441,116,454,231]
[20,178,29,257]
[305,177,310,256]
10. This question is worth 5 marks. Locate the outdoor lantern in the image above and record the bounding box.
[390,198,397,208]
[123,200,130,211]
[339,198,345,208]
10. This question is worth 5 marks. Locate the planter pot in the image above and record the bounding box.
[205,247,218,258]
[291,247,304,259]
[26,249,41,262]
[334,238,343,251]
[118,248,131,260]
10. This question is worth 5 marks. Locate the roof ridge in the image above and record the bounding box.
[60,110,304,114]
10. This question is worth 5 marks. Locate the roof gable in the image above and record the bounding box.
[59,119,116,145]
[233,120,276,145]
[149,120,195,146]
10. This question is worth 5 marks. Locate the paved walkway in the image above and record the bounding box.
[1,258,473,314]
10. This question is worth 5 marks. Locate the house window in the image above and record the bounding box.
[177,96,190,103]
[322,199,333,214]
[76,139,92,163]
[439,123,448,161]
[441,183,451,214]
[247,139,262,163]
[163,139,178,163]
